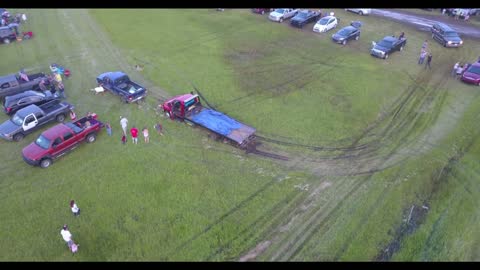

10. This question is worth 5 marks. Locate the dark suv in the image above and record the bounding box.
[431,23,463,48]
[0,26,17,44]
[3,90,59,115]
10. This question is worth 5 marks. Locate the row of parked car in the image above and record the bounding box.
[251,8,479,82]
[0,67,148,168]
[252,8,371,47]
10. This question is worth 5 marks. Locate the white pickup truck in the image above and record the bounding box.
[269,8,299,23]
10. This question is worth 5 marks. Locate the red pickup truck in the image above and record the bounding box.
[22,113,103,168]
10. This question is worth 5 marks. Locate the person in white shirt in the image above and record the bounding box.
[70,200,80,216]
[120,116,128,136]
[60,225,73,247]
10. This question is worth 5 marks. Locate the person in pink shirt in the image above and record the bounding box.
[142,127,149,143]
[130,126,139,144]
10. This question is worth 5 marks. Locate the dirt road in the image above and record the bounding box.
[371,9,480,39]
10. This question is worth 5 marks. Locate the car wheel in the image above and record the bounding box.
[261,10,265,15]
[384,54,389,59]
[432,33,435,39]
[400,45,404,51]
[56,113,65,122]
[13,133,24,142]
[3,38,10,44]
[40,158,52,168]
[279,17,284,23]
[355,35,359,40]
[342,40,347,45]
[359,11,364,15]
[443,42,447,47]
[86,133,96,143]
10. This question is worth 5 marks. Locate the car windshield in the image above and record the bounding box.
[318,17,329,25]
[11,113,24,126]
[274,9,285,14]
[467,66,480,75]
[338,28,352,36]
[378,40,393,48]
[297,11,309,18]
[34,134,51,150]
[445,31,459,37]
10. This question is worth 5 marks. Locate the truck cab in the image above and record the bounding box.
[162,94,201,120]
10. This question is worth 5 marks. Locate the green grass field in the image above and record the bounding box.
[0,9,479,261]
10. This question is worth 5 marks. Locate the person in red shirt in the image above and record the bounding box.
[130,126,139,144]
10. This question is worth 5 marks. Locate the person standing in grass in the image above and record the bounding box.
[142,126,149,143]
[70,200,80,217]
[105,122,112,136]
[60,225,74,248]
[120,116,128,136]
[418,49,427,65]
[130,126,139,144]
[154,122,164,136]
[425,53,433,69]
[452,62,459,77]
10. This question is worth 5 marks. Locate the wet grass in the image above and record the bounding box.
[0,9,479,261]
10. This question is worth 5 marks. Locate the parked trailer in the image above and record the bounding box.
[162,93,256,150]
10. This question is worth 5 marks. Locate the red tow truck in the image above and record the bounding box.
[22,113,103,168]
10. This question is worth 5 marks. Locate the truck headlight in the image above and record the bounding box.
[448,41,452,44]
[460,40,463,44]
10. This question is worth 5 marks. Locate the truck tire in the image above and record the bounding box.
[165,111,171,119]
[359,11,364,15]
[40,158,52,168]
[342,40,347,45]
[279,17,284,23]
[3,38,10,44]
[384,53,389,59]
[355,35,360,41]
[56,113,66,122]
[400,45,404,51]
[13,133,24,142]
[86,133,96,143]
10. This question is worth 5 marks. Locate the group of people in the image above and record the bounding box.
[119,116,164,145]
[37,64,68,99]
[60,200,81,254]
[417,40,433,70]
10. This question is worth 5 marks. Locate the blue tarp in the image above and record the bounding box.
[190,109,242,136]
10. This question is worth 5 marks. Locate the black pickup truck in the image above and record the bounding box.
[0,72,47,98]
[96,71,147,103]
[370,35,407,59]
[0,99,73,141]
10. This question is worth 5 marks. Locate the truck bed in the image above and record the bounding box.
[187,107,256,146]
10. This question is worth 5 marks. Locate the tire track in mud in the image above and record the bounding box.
[60,10,468,261]
[239,67,455,261]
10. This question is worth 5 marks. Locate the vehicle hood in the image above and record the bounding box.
[269,11,282,17]
[446,36,463,43]
[22,142,45,161]
[463,71,480,80]
[372,44,389,52]
[332,33,346,39]
[314,23,327,30]
[0,120,20,135]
